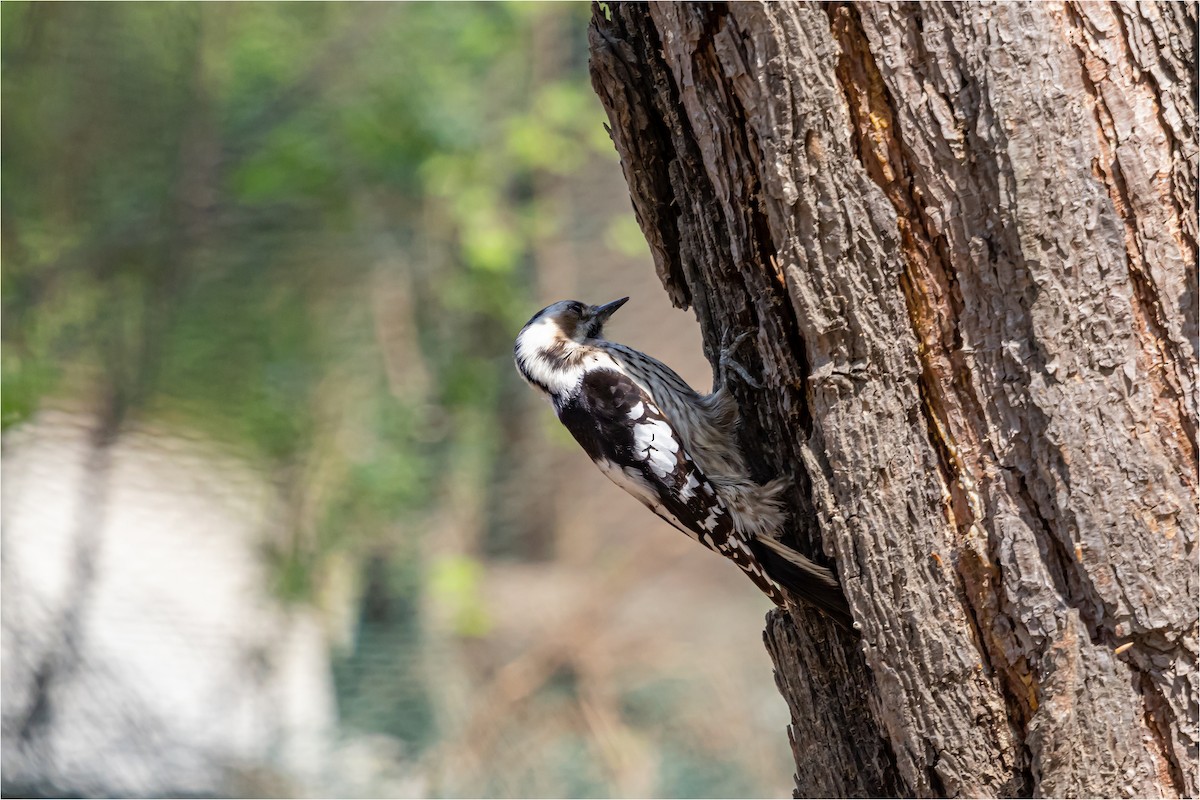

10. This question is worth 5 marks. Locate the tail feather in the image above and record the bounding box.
[751,536,853,630]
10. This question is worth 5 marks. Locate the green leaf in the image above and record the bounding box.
[428,554,492,637]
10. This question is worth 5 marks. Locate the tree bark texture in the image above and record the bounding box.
[589,3,1196,797]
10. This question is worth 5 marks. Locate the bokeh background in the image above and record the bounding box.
[1,3,792,797]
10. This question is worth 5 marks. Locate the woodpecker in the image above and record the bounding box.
[514,297,851,627]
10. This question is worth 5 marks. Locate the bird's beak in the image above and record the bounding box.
[590,297,629,323]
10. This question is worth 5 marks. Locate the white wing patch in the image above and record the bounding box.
[680,472,701,502]
[631,417,679,479]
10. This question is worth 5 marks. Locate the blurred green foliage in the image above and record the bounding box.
[428,554,491,637]
[2,0,610,750]
[2,3,613,549]
[2,3,777,795]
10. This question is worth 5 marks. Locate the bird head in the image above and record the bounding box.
[521,297,628,343]
[514,297,628,397]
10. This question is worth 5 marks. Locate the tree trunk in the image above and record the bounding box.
[588,3,1196,797]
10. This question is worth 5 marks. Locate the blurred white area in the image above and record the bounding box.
[2,392,793,797]
[1,411,351,796]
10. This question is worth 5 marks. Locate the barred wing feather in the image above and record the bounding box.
[556,368,786,605]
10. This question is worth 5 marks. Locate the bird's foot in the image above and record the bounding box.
[718,328,762,390]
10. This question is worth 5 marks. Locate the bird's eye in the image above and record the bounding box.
[569,302,585,314]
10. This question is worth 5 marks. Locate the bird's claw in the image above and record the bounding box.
[718,329,762,390]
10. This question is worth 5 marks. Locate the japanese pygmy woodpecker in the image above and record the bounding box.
[514,297,851,627]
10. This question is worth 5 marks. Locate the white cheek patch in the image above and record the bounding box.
[516,316,558,357]
[628,401,645,420]
[515,317,583,396]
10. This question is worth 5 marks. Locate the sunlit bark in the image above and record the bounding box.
[590,3,1196,796]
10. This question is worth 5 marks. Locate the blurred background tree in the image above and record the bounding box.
[2,3,793,797]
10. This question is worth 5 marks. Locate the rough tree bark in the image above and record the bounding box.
[588,3,1196,797]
